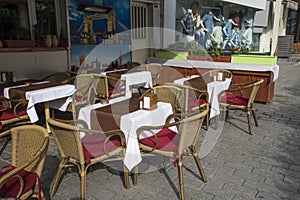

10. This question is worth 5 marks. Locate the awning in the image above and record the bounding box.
[221,0,267,10]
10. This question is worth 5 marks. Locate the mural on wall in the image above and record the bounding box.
[68,0,131,70]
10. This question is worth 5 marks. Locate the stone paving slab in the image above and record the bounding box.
[1,60,300,199]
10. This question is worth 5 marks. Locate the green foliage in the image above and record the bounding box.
[167,42,208,56]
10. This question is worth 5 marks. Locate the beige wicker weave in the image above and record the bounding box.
[202,69,232,82]
[0,96,30,130]
[134,107,209,200]
[41,71,71,84]
[64,74,96,119]
[0,125,49,199]
[145,63,163,86]
[140,84,183,112]
[91,74,126,103]
[166,83,209,130]
[219,79,264,134]
[48,118,130,199]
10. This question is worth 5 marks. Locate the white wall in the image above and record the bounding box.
[0,50,68,80]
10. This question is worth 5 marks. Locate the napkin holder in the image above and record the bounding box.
[142,93,157,110]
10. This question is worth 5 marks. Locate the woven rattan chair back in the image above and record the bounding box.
[47,118,130,199]
[141,84,183,112]
[91,74,125,103]
[202,69,232,82]
[48,119,85,164]
[178,109,208,155]
[0,125,49,199]
[145,63,163,85]
[68,74,96,119]
[42,72,71,84]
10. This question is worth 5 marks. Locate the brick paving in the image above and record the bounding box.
[1,59,300,199]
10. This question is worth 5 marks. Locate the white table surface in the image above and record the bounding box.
[120,71,153,98]
[78,96,130,133]
[5,83,75,123]
[120,102,173,171]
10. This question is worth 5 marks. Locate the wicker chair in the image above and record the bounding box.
[166,83,209,130]
[48,118,130,199]
[41,71,71,84]
[91,74,125,104]
[219,79,264,134]
[202,69,232,82]
[133,108,209,200]
[140,84,183,113]
[64,74,96,119]
[134,63,163,95]
[145,63,163,86]
[0,125,49,199]
[0,96,31,155]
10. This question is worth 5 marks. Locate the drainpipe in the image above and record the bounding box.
[271,0,283,56]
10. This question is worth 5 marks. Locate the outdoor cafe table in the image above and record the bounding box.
[174,75,231,119]
[0,79,39,96]
[4,82,75,131]
[85,98,173,171]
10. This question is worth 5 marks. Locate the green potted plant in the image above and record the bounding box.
[155,42,190,60]
[207,41,231,62]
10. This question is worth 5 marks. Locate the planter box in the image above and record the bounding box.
[187,55,210,61]
[155,50,188,60]
[3,40,35,48]
[211,56,231,62]
[231,55,277,66]
[187,55,231,62]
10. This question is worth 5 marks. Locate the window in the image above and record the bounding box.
[35,0,56,35]
[0,0,30,40]
[0,0,65,47]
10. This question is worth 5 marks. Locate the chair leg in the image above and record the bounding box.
[206,113,209,130]
[80,166,86,200]
[177,157,184,200]
[50,159,67,198]
[123,165,130,189]
[190,146,207,183]
[133,165,138,186]
[246,111,252,135]
[251,108,259,127]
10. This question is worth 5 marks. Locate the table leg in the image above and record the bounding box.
[44,102,51,132]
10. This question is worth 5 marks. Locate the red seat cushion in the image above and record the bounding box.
[0,165,40,199]
[0,108,27,121]
[139,128,179,151]
[188,98,207,110]
[220,93,248,106]
[108,87,125,96]
[81,134,121,164]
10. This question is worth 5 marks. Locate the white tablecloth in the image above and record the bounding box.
[120,102,173,171]
[5,83,75,123]
[100,69,128,75]
[3,81,49,99]
[120,71,153,98]
[78,96,130,134]
[173,75,200,85]
[207,78,231,118]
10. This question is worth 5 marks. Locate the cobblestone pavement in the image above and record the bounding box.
[1,59,299,200]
